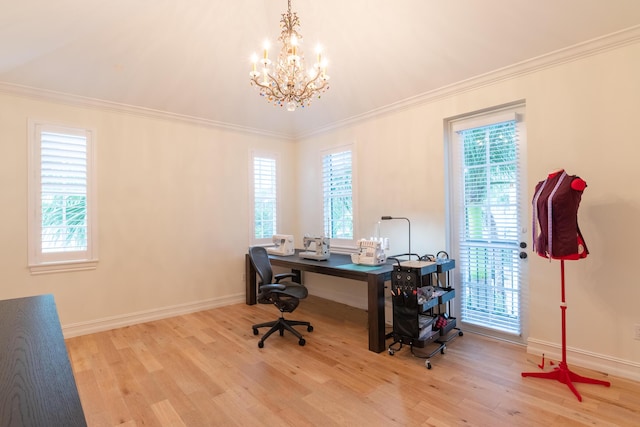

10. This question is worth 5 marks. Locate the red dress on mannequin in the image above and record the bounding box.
[532,170,588,260]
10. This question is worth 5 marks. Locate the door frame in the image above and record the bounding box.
[444,101,529,344]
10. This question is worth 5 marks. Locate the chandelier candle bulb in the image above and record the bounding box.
[250,54,258,75]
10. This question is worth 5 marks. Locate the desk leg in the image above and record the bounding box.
[245,254,256,305]
[292,269,301,284]
[367,274,386,353]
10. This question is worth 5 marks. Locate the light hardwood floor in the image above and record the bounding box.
[66,296,640,426]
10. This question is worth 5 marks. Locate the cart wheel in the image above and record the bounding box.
[298,338,306,346]
[425,360,432,369]
[258,341,264,348]
[308,325,314,332]
[253,328,259,335]
[458,331,464,336]
[388,348,395,356]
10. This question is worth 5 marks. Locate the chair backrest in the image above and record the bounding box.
[248,246,273,285]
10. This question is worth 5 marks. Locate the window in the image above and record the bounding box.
[28,120,97,273]
[322,147,354,247]
[251,152,278,244]
[448,105,528,342]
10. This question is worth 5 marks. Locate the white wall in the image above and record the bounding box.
[0,93,296,333]
[1,32,638,382]
[296,39,640,380]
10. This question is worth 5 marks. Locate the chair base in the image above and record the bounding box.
[252,316,313,348]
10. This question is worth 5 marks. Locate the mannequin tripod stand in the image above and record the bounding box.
[521,260,610,401]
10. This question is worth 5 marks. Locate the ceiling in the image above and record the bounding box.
[1,0,640,138]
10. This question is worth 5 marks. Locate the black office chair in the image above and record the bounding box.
[249,246,313,347]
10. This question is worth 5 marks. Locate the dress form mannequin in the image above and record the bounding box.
[523,169,610,401]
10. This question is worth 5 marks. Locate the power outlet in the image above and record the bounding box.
[635,324,640,341]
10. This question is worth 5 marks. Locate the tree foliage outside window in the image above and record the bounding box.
[41,194,87,252]
[463,123,518,244]
[254,199,276,238]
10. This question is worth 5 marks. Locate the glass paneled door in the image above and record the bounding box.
[448,105,528,342]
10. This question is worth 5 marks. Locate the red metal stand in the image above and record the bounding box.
[521,260,610,401]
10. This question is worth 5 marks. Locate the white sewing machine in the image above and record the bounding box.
[266,234,295,256]
[299,236,330,260]
[351,239,387,265]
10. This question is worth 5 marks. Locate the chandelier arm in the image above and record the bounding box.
[252,80,282,99]
[265,73,288,99]
[295,73,327,99]
[251,75,288,102]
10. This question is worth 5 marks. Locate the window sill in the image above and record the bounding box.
[29,259,98,275]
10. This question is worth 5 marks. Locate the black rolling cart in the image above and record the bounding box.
[387,254,462,369]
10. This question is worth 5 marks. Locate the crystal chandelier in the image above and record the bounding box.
[250,0,330,111]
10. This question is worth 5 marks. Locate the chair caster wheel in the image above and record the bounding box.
[388,348,395,356]
[298,338,306,346]
[426,361,432,369]
[258,341,264,348]
[253,328,259,335]
[459,331,464,336]
[441,345,446,354]
[307,325,314,332]
[279,329,284,336]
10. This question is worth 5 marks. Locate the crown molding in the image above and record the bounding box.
[1,25,638,142]
[297,24,640,140]
[0,81,294,140]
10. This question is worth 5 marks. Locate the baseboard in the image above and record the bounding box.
[62,293,245,339]
[526,337,640,382]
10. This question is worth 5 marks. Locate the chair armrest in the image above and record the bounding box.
[260,283,287,292]
[274,273,297,283]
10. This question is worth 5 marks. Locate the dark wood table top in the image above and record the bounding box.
[267,249,396,281]
[267,250,455,280]
[0,295,86,427]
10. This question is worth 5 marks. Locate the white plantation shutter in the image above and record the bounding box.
[28,121,97,273]
[450,108,527,339]
[253,155,277,240]
[41,131,88,252]
[322,149,353,241]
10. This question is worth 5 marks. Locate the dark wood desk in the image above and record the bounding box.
[0,295,87,427]
[245,250,395,353]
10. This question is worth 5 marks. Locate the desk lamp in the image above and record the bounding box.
[381,216,412,260]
